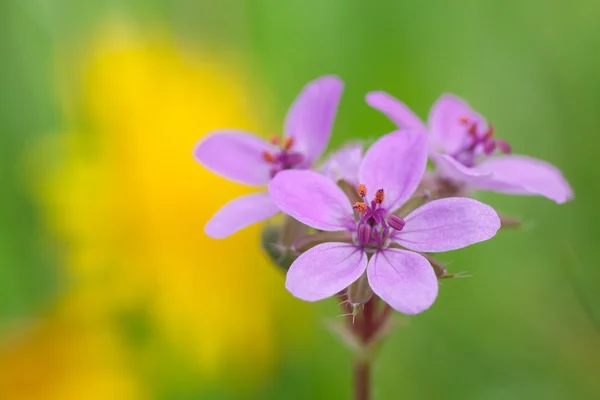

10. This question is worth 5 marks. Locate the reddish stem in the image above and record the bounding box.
[362,296,375,341]
[354,361,371,400]
[337,295,394,400]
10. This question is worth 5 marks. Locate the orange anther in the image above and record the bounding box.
[357,184,367,198]
[283,137,294,151]
[467,123,478,136]
[352,202,367,213]
[459,116,470,124]
[262,151,275,163]
[374,189,385,204]
[269,135,280,145]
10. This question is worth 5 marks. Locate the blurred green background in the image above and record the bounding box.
[1,0,599,399]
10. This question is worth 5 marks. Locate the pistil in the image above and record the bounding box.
[262,135,305,177]
[452,118,512,167]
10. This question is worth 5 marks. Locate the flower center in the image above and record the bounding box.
[262,136,305,177]
[451,117,512,167]
[352,184,405,248]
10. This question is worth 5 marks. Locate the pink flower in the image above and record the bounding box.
[194,75,344,238]
[366,92,573,203]
[269,131,500,314]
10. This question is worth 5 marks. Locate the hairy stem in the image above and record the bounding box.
[337,295,395,400]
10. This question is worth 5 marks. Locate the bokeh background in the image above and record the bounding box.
[1,0,599,399]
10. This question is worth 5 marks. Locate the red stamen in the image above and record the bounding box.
[459,117,470,124]
[269,135,280,145]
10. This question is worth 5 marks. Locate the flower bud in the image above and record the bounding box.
[387,215,406,231]
[357,223,372,245]
[347,272,373,306]
[260,224,296,272]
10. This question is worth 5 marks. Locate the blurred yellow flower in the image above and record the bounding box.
[0,291,146,400]
[0,25,307,399]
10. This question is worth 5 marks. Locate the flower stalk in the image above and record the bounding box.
[354,360,371,400]
[337,293,395,400]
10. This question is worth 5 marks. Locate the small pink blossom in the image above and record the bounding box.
[194,75,344,238]
[366,92,573,203]
[269,130,500,314]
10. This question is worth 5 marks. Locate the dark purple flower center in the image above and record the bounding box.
[451,117,512,167]
[352,184,405,248]
[262,136,305,177]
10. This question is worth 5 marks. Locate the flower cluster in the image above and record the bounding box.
[194,75,573,316]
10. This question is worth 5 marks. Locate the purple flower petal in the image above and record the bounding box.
[286,243,367,301]
[367,249,438,315]
[394,197,501,252]
[432,153,492,181]
[474,155,574,204]
[365,91,425,130]
[194,129,275,186]
[428,94,487,155]
[320,143,363,186]
[432,154,526,193]
[269,170,355,231]
[358,130,428,212]
[205,191,279,239]
[284,75,344,163]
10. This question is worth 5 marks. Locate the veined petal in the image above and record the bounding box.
[286,243,367,301]
[205,192,279,239]
[474,155,574,204]
[320,143,363,186]
[269,170,355,231]
[428,94,487,155]
[194,129,274,186]
[358,130,428,212]
[284,75,344,163]
[367,249,438,315]
[432,153,492,181]
[395,197,500,252]
[365,91,425,129]
[433,154,523,193]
